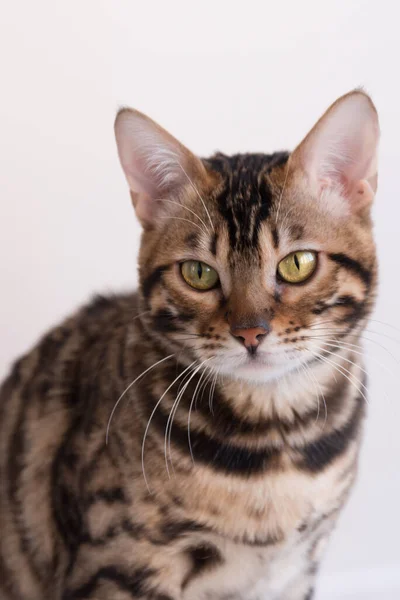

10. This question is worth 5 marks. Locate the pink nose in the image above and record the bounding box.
[231,326,268,350]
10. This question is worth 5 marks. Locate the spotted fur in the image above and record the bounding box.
[0,91,379,599]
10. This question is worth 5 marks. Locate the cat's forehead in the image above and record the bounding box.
[204,152,290,253]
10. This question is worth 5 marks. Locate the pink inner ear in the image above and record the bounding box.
[319,170,356,200]
[115,108,211,229]
[297,93,379,212]
[115,108,185,202]
[124,156,159,199]
[314,131,374,191]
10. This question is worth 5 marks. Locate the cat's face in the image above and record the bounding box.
[115,91,379,382]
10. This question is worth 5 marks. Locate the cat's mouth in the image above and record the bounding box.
[241,347,301,364]
[242,352,274,365]
[214,348,308,382]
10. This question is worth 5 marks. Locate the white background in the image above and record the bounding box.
[1,1,399,598]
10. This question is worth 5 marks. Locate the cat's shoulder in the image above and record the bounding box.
[77,291,139,327]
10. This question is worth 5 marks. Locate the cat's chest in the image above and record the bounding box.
[180,447,356,545]
[173,464,350,600]
[180,517,331,600]
[182,534,305,600]
[140,453,355,599]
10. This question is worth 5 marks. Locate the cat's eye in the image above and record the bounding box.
[181,261,219,290]
[277,251,317,284]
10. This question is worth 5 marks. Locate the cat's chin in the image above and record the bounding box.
[213,352,306,384]
[230,364,298,383]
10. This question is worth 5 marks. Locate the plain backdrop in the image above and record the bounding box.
[1,1,399,598]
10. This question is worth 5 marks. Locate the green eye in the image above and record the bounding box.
[278,251,317,284]
[181,261,219,290]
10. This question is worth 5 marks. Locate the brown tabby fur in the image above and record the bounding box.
[0,91,378,599]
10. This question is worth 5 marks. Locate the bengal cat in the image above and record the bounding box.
[0,90,379,599]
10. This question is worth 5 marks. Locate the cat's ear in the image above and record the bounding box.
[114,108,207,228]
[291,90,380,212]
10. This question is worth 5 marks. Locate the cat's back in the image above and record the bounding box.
[0,291,140,433]
[0,292,139,599]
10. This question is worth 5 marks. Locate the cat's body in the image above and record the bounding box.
[0,292,364,600]
[0,91,379,599]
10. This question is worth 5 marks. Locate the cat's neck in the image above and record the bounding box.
[217,356,352,424]
[126,316,365,453]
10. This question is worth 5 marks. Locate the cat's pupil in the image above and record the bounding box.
[197,262,203,279]
[294,254,300,270]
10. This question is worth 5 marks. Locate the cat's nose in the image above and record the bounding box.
[231,326,269,354]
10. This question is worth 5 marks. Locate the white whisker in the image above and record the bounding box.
[164,361,199,477]
[166,360,210,475]
[178,162,215,232]
[192,366,214,414]
[306,329,400,368]
[187,359,214,464]
[310,350,369,407]
[279,204,298,234]
[305,336,396,377]
[309,320,344,330]
[158,215,206,233]
[209,368,220,415]
[298,361,320,424]
[141,360,195,492]
[276,155,291,225]
[313,345,370,386]
[106,354,174,444]
[154,198,209,234]
[305,361,328,428]
[313,343,392,406]
[310,322,400,346]
[366,317,400,335]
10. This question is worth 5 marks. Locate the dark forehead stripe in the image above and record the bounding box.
[205,152,289,251]
[288,224,304,241]
[209,232,218,256]
[185,232,201,249]
[271,227,280,248]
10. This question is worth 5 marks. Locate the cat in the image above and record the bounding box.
[0,90,379,600]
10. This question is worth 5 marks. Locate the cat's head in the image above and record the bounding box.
[115,91,379,383]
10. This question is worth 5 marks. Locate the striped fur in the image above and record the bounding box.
[0,92,378,599]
